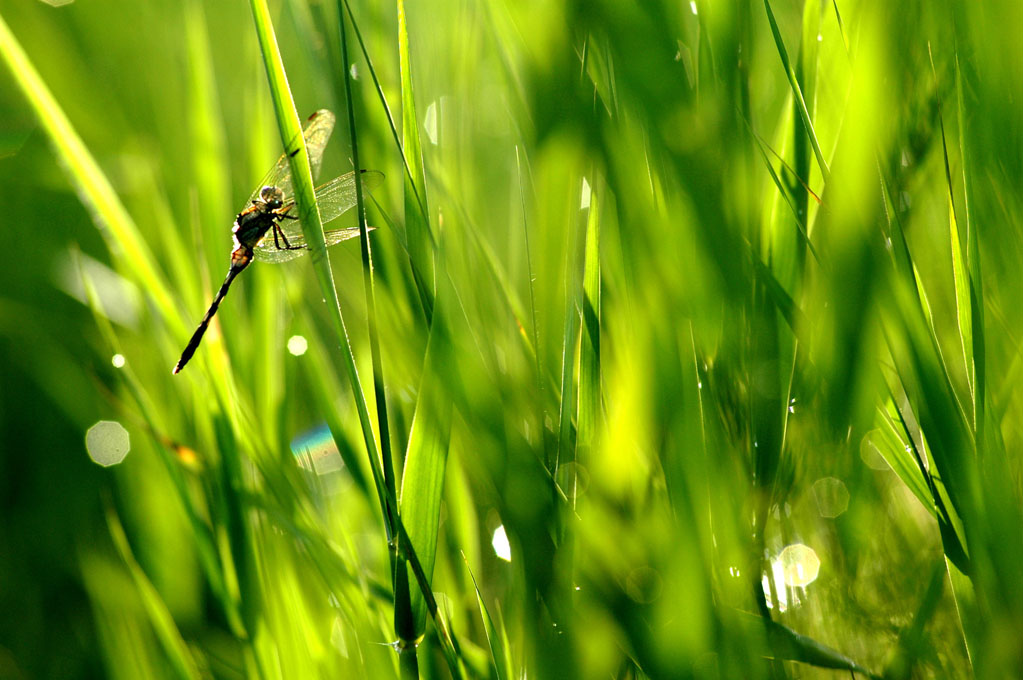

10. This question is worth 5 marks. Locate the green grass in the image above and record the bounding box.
[1,0,1021,678]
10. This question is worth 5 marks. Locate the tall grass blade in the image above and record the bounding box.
[577,176,601,466]
[930,45,975,419]
[106,507,203,680]
[464,557,513,680]
[398,0,435,320]
[954,50,984,435]
[337,0,398,560]
[76,256,237,622]
[0,10,181,336]
[248,0,388,532]
[762,0,830,183]
[398,322,452,637]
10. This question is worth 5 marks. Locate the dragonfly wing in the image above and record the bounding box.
[315,170,384,224]
[247,109,337,204]
[252,226,365,263]
[273,170,384,241]
[251,168,382,264]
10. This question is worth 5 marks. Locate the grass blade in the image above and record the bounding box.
[464,556,513,680]
[577,175,601,465]
[0,10,182,337]
[248,0,389,532]
[106,507,203,680]
[398,0,435,320]
[337,0,399,570]
[762,0,830,183]
[398,323,452,638]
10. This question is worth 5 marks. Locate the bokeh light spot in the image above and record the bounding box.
[424,101,439,145]
[291,424,343,475]
[556,462,590,500]
[625,566,663,604]
[111,353,126,368]
[859,430,891,470]
[812,476,850,518]
[492,525,512,562]
[86,420,130,467]
[287,335,308,356]
[779,544,820,587]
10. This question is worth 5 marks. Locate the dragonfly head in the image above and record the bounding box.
[258,185,285,209]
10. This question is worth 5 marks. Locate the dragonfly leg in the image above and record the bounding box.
[272,219,306,251]
[272,223,303,251]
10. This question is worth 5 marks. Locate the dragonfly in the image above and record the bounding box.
[173,109,382,374]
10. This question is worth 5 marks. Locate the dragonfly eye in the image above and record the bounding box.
[259,185,285,208]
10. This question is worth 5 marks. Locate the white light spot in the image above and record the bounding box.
[111,353,126,368]
[817,33,823,42]
[580,177,591,210]
[778,544,820,587]
[86,420,130,467]
[772,558,788,610]
[287,335,308,356]
[690,1,698,14]
[492,525,512,562]
[56,249,141,327]
[349,63,359,80]
[424,101,438,145]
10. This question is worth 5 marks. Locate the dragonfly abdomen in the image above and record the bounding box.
[171,261,249,374]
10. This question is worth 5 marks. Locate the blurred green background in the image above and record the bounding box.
[1,0,1021,678]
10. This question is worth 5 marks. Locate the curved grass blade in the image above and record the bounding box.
[106,507,203,680]
[0,11,183,337]
[463,555,513,680]
[730,609,880,678]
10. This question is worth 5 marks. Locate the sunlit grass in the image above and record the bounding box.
[1,0,1021,678]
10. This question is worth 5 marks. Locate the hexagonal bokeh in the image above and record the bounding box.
[779,544,821,588]
[812,476,851,518]
[85,420,130,467]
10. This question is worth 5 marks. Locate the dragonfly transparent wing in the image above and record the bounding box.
[251,170,383,264]
[247,109,336,205]
[252,226,365,263]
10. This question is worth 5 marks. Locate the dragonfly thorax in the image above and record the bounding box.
[257,185,285,209]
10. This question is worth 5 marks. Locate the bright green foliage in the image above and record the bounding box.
[1,0,1021,678]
